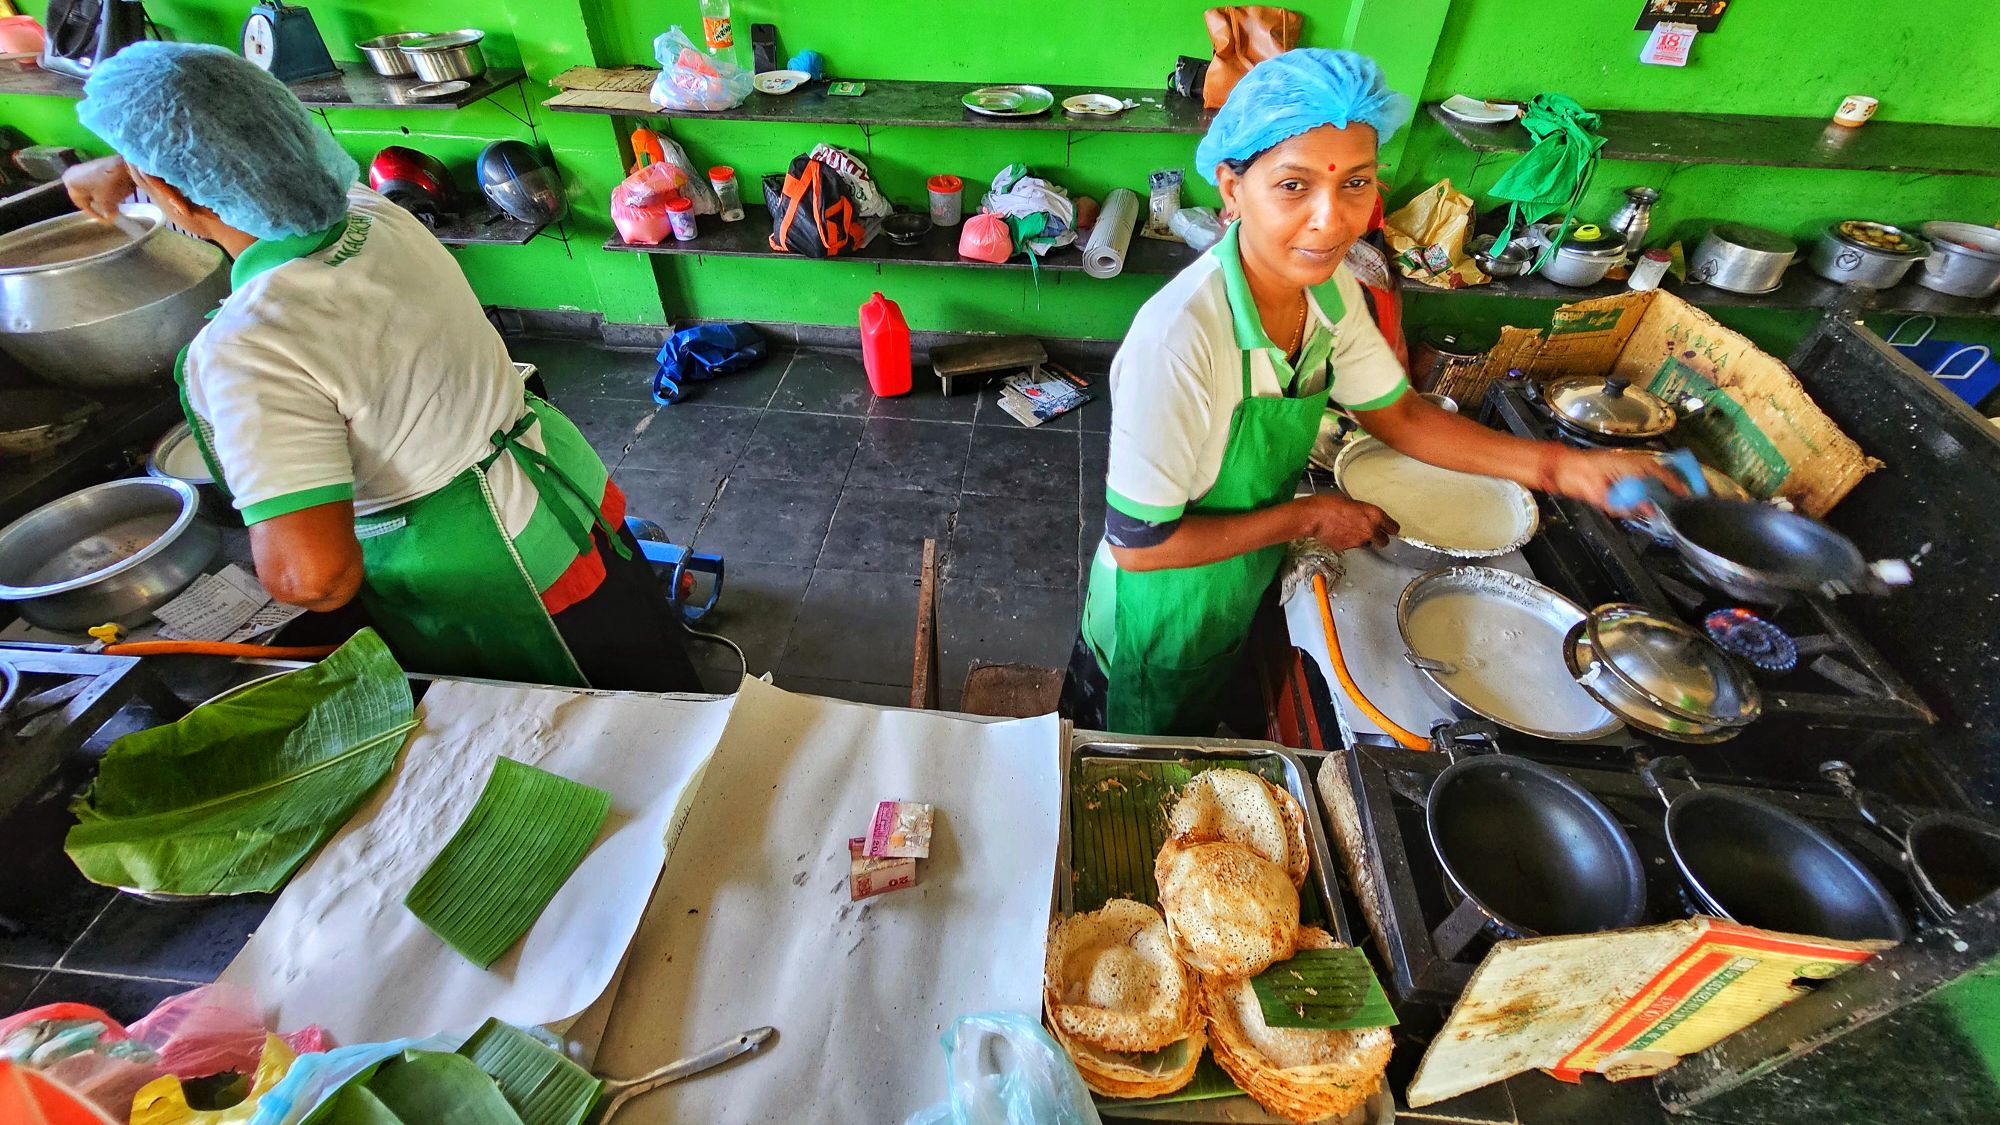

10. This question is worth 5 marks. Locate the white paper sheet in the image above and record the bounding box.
[1281,546,1532,741]
[220,681,736,1043]
[591,676,1062,1124]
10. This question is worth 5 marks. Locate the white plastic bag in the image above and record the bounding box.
[1169,206,1225,252]
[903,1013,1103,1125]
[648,26,753,113]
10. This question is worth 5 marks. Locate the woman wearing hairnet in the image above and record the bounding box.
[62,43,701,693]
[1063,49,1676,736]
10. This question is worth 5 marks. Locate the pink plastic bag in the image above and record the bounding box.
[612,161,693,246]
[128,984,325,1079]
[958,212,1014,264]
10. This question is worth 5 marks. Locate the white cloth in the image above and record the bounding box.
[184,186,523,522]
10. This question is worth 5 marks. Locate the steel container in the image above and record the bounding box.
[1809,221,1929,288]
[399,29,486,82]
[1688,223,1797,295]
[0,477,219,630]
[0,205,228,389]
[1539,234,1625,287]
[1915,221,2000,298]
[357,32,431,77]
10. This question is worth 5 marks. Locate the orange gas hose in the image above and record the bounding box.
[102,641,339,659]
[1313,572,1429,751]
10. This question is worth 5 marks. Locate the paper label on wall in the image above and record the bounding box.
[1640,21,1697,66]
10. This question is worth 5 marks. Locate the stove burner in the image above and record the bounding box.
[1704,608,1799,673]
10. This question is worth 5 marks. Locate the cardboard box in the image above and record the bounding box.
[1406,917,1888,1107]
[1474,290,1881,516]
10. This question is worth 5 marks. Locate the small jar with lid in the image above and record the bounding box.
[665,196,698,242]
[708,166,744,222]
[1628,248,1671,291]
[927,175,964,227]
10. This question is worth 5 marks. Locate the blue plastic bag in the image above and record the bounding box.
[903,1013,1103,1125]
[653,323,768,404]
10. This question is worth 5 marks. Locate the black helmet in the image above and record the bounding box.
[476,140,566,225]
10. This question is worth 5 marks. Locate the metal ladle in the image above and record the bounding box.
[599,1027,776,1120]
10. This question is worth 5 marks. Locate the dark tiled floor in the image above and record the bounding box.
[509,339,1101,709]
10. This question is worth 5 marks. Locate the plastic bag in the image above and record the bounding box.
[128,984,325,1080]
[1,1004,163,1115]
[1384,179,1488,289]
[653,323,768,404]
[612,161,692,246]
[244,1033,464,1125]
[959,212,1014,264]
[0,1060,119,1125]
[1168,206,1225,252]
[129,1035,299,1125]
[649,26,753,112]
[903,1013,1102,1125]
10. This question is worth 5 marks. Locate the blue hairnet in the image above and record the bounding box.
[1193,49,1412,184]
[78,42,357,240]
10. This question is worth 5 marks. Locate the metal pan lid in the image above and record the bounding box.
[1558,223,1627,257]
[1542,375,1679,437]
[1581,604,1761,727]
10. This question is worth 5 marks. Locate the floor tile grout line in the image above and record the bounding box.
[31,964,213,987]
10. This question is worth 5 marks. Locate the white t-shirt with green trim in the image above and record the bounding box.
[184,186,524,526]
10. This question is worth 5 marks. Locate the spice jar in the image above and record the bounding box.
[708,166,744,222]
[1628,248,1671,291]
[927,174,964,227]
[666,196,697,242]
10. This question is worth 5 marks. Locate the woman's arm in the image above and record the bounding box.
[248,501,366,612]
[1355,391,1682,509]
[1110,493,1397,572]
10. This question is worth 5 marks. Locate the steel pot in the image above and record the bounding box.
[399,29,486,82]
[1397,566,1624,742]
[1915,221,2000,299]
[1564,604,1760,743]
[0,388,98,460]
[0,205,229,389]
[357,32,431,78]
[1642,756,1909,942]
[1536,223,1626,287]
[145,421,239,523]
[1531,374,1701,445]
[0,477,219,630]
[1331,435,1539,569]
[1809,221,1929,289]
[1821,762,2000,924]
[1425,721,1647,959]
[1688,223,1797,295]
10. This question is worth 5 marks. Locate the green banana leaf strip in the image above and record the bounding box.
[1249,946,1400,1031]
[458,1018,606,1125]
[316,1051,526,1125]
[310,1084,405,1125]
[406,757,611,968]
[64,628,417,895]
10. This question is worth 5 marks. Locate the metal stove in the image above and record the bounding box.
[0,647,175,818]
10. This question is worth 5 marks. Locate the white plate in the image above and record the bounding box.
[1439,94,1521,125]
[754,69,810,95]
[1061,93,1125,117]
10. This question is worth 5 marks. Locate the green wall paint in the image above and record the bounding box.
[4,0,1997,355]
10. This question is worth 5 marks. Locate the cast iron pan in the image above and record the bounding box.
[1643,756,1909,942]
[1425,721,1647,958]
[1821,761,2000,923]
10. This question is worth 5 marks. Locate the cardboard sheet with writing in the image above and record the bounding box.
[591,675,1062,1124]
[1473,289,1880,516]
[1407,917,1886,1106]
[220,681,735,1043]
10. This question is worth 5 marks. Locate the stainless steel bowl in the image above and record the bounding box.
[357,32,432,78]
[1397,566,1624,742]
[1809,221,1929,289]
[1688,223,1797,295]
[1332,436,1540,570]
[0,205,229,389]
[0,477,219,630]
[1916,222,2000,298]
[399,29,486,83]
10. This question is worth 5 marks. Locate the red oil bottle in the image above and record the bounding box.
[859,292,912,397]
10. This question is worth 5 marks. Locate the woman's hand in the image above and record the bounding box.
[1295,493,1399,550]
[1545,446,1687,512]
[61,155,136,223]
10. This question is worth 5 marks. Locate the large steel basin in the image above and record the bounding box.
[0,477,220,630]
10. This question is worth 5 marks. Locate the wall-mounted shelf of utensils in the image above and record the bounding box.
[0,62,526,111]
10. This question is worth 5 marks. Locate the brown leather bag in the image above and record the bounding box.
[1202,7,1302,109]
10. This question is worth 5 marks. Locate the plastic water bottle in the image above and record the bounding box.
[859,293,912,398]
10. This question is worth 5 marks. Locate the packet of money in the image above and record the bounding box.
[864,800,934,859]
[849,837,917,901]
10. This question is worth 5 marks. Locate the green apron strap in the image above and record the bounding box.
[480,411,633,562]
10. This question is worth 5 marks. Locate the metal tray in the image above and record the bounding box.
[1057,732,1387,1125]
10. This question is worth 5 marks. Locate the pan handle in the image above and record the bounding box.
[1818,760,1919,842]
[1427,718,1502,761]
[1638,754,1697,809]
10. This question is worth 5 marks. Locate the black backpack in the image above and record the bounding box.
[762,154,866,259]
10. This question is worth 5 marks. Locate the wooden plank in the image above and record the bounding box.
[910,538,940,710]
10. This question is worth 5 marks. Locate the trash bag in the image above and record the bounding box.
[763,153,868,258]
[653,323,769,404]
[648,26,753,112]
[959,212,1014,264]
[903,1013,1102,1125]
[612,161,693,246]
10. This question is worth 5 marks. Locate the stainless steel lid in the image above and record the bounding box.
[1582,604,1761,727]
[1707,223,1796,256]
[402,29,484,51]
[1543,375,1679,437]
[1558,223,1627,258]
[1827,220,1929,260]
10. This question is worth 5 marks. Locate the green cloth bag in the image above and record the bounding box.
[1487,94,1606,266]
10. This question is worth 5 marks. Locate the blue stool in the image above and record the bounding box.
[626,518,725,623]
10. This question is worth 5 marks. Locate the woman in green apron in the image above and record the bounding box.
[1063,50,1676,735]
[69,44,701,692]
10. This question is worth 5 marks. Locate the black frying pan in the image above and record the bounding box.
[1642,756,1909,942]
[1425,721,1648,959]
[1821,761,2000,924]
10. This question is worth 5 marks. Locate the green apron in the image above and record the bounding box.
[1101,347,1332,735]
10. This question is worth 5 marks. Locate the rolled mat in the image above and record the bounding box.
[1084,187,1140,279]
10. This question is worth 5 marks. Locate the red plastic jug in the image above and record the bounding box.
[859,292,912,397]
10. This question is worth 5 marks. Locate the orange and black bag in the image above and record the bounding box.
[763,154,866,258]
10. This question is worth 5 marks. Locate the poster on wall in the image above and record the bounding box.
[1635,0,1731,31]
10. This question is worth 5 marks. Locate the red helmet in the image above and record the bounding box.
[367,146,454,225]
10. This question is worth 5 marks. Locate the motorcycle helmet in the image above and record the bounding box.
[476,140,566,225]
[368,146,454,227]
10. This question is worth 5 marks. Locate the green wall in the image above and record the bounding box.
[4,0,1998,354]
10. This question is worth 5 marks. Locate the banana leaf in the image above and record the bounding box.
[65,628,417,895]
[458,1019,605,1125]
[313,1052,524,1125]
